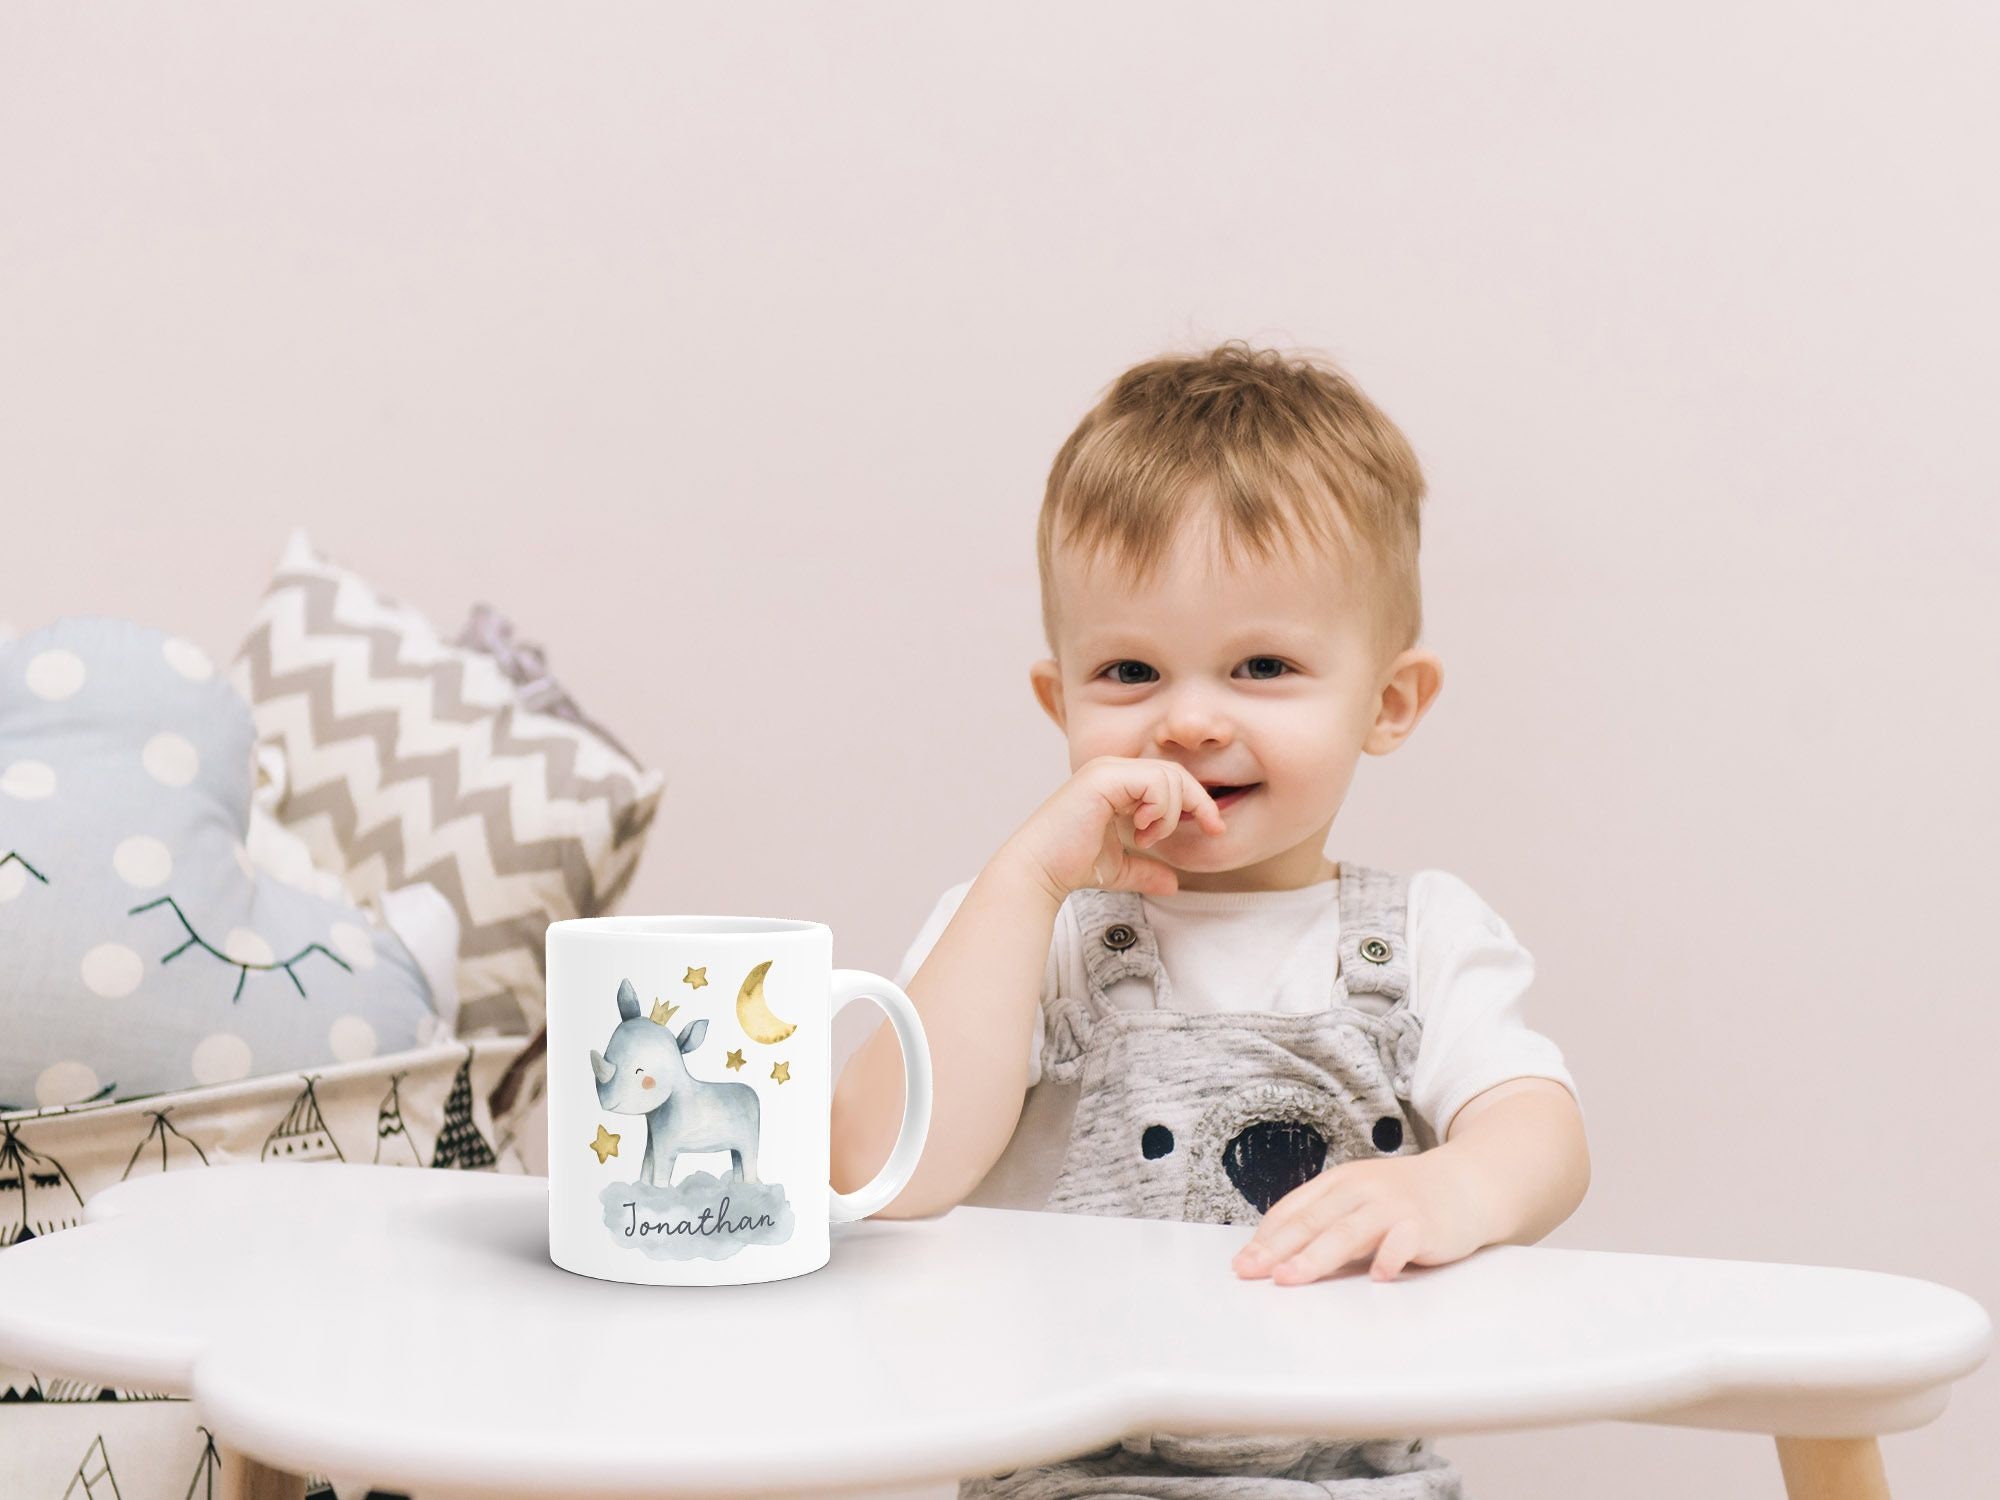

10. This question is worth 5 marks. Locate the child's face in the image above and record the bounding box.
[1032,521,1440,891]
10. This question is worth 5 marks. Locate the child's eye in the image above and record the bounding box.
[1100,661,1159,685]
[1236,657,1292,680]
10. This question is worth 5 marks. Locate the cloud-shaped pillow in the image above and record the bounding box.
[0,618,442,1110]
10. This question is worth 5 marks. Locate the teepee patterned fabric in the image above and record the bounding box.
[261,1077,342,1162]
[429,1054,498,1170]
[231,532,664,1037]
[0,1036,527,1500]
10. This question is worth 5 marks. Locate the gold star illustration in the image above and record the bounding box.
[684,966,708,989]
[650,997,680,1025]
[588,1124,620,1164]
[770,1060,791,1084]
[725,1048,746,1071]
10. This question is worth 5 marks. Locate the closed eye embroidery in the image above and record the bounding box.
[0,850,49,886]
[128,895,352,1002]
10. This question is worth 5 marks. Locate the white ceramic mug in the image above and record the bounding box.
[545,916,932,1286]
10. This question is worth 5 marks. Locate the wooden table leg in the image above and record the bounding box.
[1775,1437,1891,1500]
[217,1446,308,1500]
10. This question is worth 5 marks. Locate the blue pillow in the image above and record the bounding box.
[0,618,442,1109]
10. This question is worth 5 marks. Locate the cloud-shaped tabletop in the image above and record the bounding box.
[0,1166,1986,1498]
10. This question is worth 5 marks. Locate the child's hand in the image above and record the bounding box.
[1230,1151,1489,1285]
[1000,755,1228,900]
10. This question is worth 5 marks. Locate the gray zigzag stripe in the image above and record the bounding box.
[236,686,654,969]
[236,592,656,904]
[269,740,653,948]
[245,566,661,842]
[234,571,660,957]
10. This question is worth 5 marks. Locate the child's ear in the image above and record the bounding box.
[1029,658,1067,733]
[1363,648,1443,755]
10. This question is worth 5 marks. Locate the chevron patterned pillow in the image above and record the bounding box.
[231,532,664,1036]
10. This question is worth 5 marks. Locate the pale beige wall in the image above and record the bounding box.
[3,4,1995,1496]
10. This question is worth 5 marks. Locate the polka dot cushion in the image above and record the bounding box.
[0,617,443,1109]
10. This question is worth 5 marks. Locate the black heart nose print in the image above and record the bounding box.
[1222,1120,1328,1214]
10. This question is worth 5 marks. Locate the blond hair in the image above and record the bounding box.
[1036,342,1426,654]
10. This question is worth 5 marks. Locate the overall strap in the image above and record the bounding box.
[1038,887,1175,1085]
[1337,862,1421,1104]
[1068,888,1176,1009]
[1336,863,1412,1008]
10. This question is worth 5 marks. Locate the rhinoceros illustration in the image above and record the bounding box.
[590,978,761,1188]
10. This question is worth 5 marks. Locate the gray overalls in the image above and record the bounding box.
[957,864,1464,1500]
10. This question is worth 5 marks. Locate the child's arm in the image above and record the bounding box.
[1232,1078,1589,1284]
[830,756,1228,1219]
[829,853,1059,1218]
[1429,1077,1591,1245]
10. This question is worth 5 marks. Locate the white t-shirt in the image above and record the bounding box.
[892,868,1579,1141]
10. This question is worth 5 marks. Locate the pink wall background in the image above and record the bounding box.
[3,5,1995,1495]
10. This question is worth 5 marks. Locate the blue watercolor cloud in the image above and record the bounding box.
[599,1171,795,1261]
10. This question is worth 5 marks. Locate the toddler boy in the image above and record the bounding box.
[832,344,1589,1498]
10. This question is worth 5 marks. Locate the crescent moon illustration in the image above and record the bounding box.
[735,959,797,1045]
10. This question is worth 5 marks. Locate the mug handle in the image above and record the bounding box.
[828,969,933,1223]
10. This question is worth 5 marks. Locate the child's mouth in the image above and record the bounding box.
[1202,783,1259,811]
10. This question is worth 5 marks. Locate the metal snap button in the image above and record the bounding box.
[1102,923,1138,951]
[1360,936,1392,965]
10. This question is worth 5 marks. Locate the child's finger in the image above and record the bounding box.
[1242,1203,1359,1280]
[1153,768,1185,843]
[1251,1163,1350,1234]
[1130,775,1166,835]
[1236,1210,1321,1273]
[1115,851,1179,896]
[1369,1218,1424,1282]
[1235,1183,1363,1273]
[1177,767,1228,835]
[1273,1214,1387,1286]
[1134,767,1180,848]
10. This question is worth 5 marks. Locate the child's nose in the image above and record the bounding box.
[1153,698,1233,751]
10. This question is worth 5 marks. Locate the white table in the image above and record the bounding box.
[0,1164,1985,1500]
